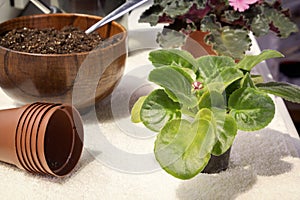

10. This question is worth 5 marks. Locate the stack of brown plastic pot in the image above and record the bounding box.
[0,102,84,177]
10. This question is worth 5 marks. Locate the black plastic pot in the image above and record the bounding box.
[202,148,231,174]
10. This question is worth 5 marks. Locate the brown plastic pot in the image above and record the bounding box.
[30,104,58,174]
[0,102,84,177]
[0,103,33,169]
[35,104,84,177]
[182,31,217,58]
[15,103,40,171]
[21,103,48,172]
[24,103,52,173]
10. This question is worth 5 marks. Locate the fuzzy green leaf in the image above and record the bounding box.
[131,96,147,123]
[198,90,226,110]
[201,14,222,32]
[153,0,173,7]
[256,82,300,104]
[139,5,164,26]
[236,50,284,71]
[156,30,187,48]
[251,74,264,85]
[164,1,193,17]
[224,10,243,23]
[251,15,270,37]
[229,87,275,131]
[148,66,198,107]
[214,68,244,88]
[196,107,237,156]
[140,89,181,132]
[196,55,236,79]
[241,73,256,88]
[211,109,237,156]
[149,49,197,70]
[264,7,299,38]
[154,118,215,180]
[205,27,251,60]
[264,0,277,5]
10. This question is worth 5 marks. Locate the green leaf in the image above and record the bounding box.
[149,49,197,70]
[163,1,193,17]
[148,66,198,107]
[153,0,173,7]
[195,108,237,156]
[200,14,222,32]
[264,0,277,5]
[264,7,299,38]
[140,89,181,132]
[241,73,256,88]
[196,55,236,79]
[251,74,264,85]
[251,15,270,37]
[236,49,284,71]
[154,118,215,179]
[211,109,237,156]
[198,90,226,110]
[156,30,187,49]
[181,105,198,118]
[209,68,244,89]
[195,107,213,121]
[229,87,275,131]
[224,10,243,23]
[131,96,147,123]
[225,79,242,97]
[205,27,251,60]
[139,5,164,26]
[256,82,300,104]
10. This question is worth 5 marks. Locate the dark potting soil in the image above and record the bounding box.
[0,26,113,54]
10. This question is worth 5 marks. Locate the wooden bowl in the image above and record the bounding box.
[0,13,127,111]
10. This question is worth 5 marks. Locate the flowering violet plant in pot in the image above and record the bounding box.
[139,0,298,60]
[131,49,300,179]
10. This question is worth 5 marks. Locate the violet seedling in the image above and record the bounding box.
[131,49,300,179]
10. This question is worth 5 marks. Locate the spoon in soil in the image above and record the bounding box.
[85,0,149,34]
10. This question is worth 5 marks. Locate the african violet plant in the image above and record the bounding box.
[131,49,300,179]
[139,0,298,59]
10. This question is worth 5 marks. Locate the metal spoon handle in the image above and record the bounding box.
[85,0,148,34]
[30,0,62,14]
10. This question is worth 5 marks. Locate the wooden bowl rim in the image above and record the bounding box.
[0,13,127,57]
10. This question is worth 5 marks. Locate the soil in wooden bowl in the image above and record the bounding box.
[0,13,127,111]
[0,26,121,54]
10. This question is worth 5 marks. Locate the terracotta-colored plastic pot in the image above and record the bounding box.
[19,103,44,172]
[182,31,217,58]
[29,104,58,174]
[36,104,84,176]
[0,104,32,168]
[0,102,84,177]
[16,102,52,172]
[24,103,53,173]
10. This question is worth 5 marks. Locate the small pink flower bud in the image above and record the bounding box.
[192,81,203,90]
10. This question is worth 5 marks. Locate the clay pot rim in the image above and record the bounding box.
[0,13,127,57]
